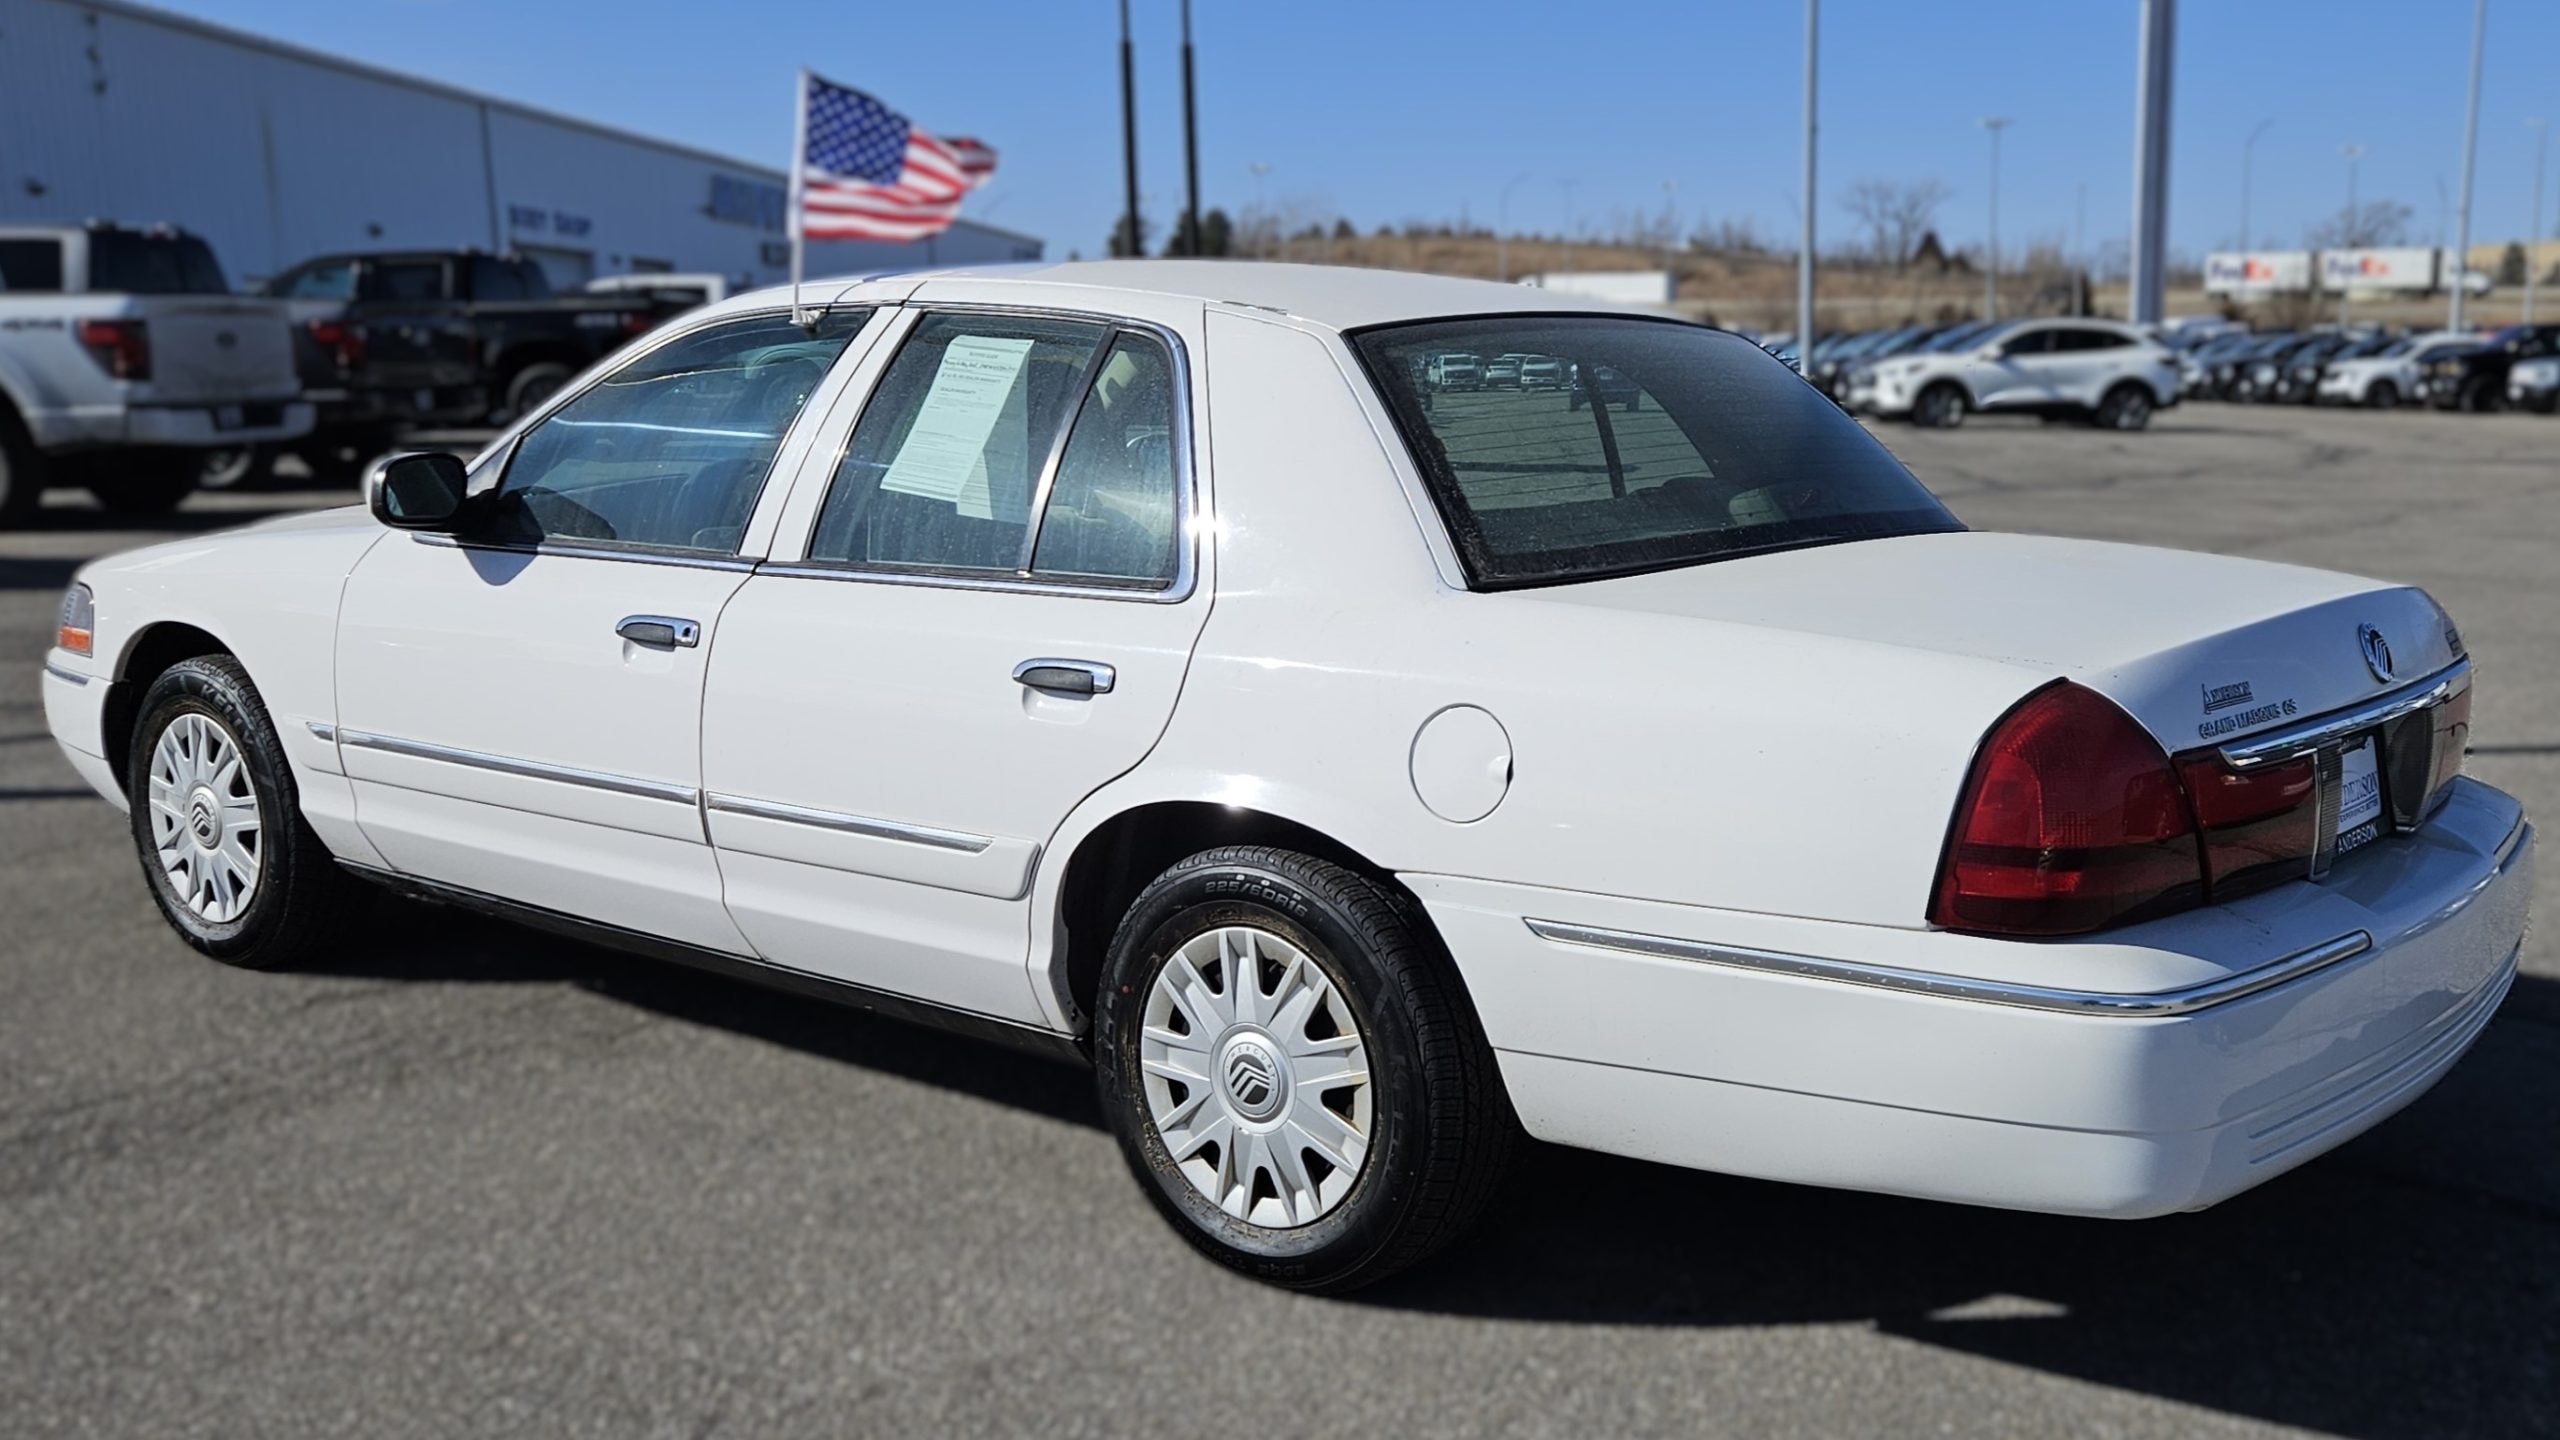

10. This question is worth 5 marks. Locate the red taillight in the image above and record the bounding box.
[76,318,151,380]
[1931,683,2202,936]
[307,318,366,371]
[2177,751,2319,899]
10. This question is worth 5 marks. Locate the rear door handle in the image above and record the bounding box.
[617,615,700,649]
[1013,658,1116,696]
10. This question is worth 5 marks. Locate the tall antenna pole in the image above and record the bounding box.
[1119,0,1142,258]
[2128,0,2175,326]
[2449,0,2485,331]
[1181,0,1201,257]
[1798,0,1818,360]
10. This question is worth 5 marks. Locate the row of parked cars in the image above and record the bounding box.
[0,221,725,526]
[2166,319,2560,414]
[1765,318,2183,430]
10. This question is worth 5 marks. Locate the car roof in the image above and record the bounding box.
[719,260,1669,332]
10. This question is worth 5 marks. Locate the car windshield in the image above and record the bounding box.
[87,229,230,294]
[1352,315,1963,589]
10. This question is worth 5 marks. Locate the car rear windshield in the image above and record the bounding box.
[87,230,230,294]
[1351,315,1962,588]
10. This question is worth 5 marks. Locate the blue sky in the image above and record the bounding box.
[160,0,2559,262]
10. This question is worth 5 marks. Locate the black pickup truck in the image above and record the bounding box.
[2422,322,2560,412]
[250,250,677,478]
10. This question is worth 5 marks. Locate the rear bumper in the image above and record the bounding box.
[36,401,315,451]
[1407,777,2532,1218]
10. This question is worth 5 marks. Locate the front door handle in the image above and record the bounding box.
[1013,658,1116,696]
[617,615,701,649]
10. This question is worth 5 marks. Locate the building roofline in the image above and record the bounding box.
[47,0,1041,250]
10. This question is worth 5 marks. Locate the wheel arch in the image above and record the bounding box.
[101,620,234,794]
[1042,798,1445,1040]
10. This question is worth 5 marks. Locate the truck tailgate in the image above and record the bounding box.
[138,298,299,403]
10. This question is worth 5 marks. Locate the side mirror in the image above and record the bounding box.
[365,452,469,531]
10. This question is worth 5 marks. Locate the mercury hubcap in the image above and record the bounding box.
[146,713,263,923]
[1140,925,1373,1229]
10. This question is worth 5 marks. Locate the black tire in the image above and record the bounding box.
[2095,382,2155,432]
[1093,847,1515,1293]
[2458,376,2504,414]
[125,656,364,969]
[1913,381,1968,429]
[503,362,575,421]
[0,402,47,528]
[198,443,274,492]
[2366,380,2401,410]
[84,450,199,515]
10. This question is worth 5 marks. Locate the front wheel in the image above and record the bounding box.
[126,656,364,968]
[0,404,44,528]
[1094,847,1515,1293]
[2095,383,2155,431]
[2365,380,2401,410]
[1913,382,1968,429]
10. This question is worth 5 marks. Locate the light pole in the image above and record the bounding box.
[1661,179,1679,282]
[1980,117,2011,320]
[2127,0,2174,326]
[1560,178,1579,273]
[1179,0,1200,258]
[2528,118,2548,323]
[2337,144,2367,324]
[1117,0,1140,259]
[2240,118,2273,248]
[1249,161,1271,258]
[2450,0,2486,332]
[1497,171,1530,281]
[1798,0,1818,359]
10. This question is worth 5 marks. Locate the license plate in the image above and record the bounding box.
[2336,737,2383,851]
[214,404,245,430]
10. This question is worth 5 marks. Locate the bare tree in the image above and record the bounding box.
[2306,199,2415,250]
[1841,179,1953,269]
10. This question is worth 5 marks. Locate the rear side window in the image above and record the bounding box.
[360,260,447,303]
[476,309,869,555]
[1353,316,1961,589]
[0,238,64,291]
[86,230,229,294]
[807,314,1185,588]
[469,257,535,302]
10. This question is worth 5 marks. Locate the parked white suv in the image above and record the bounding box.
[2316,333,2476,409]
[1848,318,2180,430]
[0,223,311,525]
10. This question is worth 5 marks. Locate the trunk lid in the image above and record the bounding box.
[132,296,299,403]
[1525,530,2461,753]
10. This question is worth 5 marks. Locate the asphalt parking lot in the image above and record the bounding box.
[3,404,2553,1438]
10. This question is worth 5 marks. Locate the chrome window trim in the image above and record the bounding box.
[2219,659,2471,770]
[43,662,90,686]
[1523,918,2376,1018]
[703,791,993,854]
[409,532,760,572]
[339,730,697,806]
[777,302,1201,604]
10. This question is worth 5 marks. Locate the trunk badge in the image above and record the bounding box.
[2358,624,2396,684]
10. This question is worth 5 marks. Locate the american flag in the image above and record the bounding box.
[796,75,995,242]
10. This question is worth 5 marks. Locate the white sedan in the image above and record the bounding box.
[42,262,2534,1291]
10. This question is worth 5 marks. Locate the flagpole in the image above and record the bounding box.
[788,67,811,324]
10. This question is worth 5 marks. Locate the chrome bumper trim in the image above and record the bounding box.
[42,662,90,687]
[2219,659,2470,770]
[703,792,992,854]
[338,730,697,806]
[1522,919,2376,1018]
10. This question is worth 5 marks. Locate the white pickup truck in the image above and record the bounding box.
[0,223,311,526]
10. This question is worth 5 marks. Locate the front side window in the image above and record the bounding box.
[472,309,868,555]
[806,313,1185,588]
[1997,328,2053,358]
[275,260,356,300]
[1353,316,1961,589]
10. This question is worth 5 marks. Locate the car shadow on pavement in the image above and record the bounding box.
[1366,973,2560,1440]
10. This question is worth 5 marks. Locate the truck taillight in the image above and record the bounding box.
[76,319,151,381]
[1930,683,2203,936]
[308,318,366,371]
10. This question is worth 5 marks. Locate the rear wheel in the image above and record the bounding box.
[1094,846,1514,1293]
[2365,379,2401,410]
[126,656,363,969]
[198,444,273,492]
[502,362,574,421]
[2458,376,2504,414]
[0,404,44,528]
[2095,383,2155,431]
[1913,381,1968,429]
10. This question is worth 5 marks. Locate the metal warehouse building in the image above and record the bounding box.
[0,0,1041,292]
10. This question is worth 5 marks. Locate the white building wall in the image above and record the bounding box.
[0,0,1039,290]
